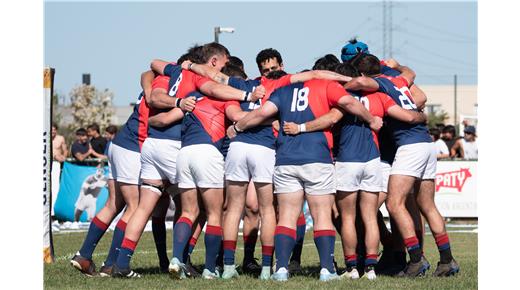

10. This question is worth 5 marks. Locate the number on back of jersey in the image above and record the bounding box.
[169,73,183,97]
[394,85,417,110]
[290,87,309,112]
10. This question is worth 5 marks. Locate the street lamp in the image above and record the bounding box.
[214,26,235,43]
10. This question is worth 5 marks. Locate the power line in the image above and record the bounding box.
[405,42,477,69]
[406,18,477,41]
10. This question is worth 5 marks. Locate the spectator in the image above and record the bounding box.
[71,128,93,162]
[435,123,446,132]
[87,123,107,159]
[441,125,463,158]
[104,125,118,141]
[451,125,478,160]
[51,123,68,216]
[429,127,449,159]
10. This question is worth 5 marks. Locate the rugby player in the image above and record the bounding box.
[231,76,382,281]
[282,62,428,280]
[346,54,459,277]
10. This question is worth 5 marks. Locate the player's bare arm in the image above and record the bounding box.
[343,76,380,92]
[148,107,185,127]
[199,81,265,102]
[290,70,352,84]
[384,58,416,86]
[182,61,230,85]
[387,105,428,124]
[337,94,383,132]
[283,108,344,135]
[140,70,155,103]
[230,101,278,137]
[225,105,247,123]
[149,87,196,111]
[150,59,170,75]
[410,84,427,110]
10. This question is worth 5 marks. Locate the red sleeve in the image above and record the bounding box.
[262,74,292,98]
[379,92,397,114]
[326,81,348,107]
[392,76,410,88]
[192,71,211,88]
[152,75,170,90]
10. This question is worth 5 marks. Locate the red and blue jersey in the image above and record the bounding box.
[112,91,150,152]
[147,64,211,140]
[227,75,292,149]
[374,75,431,147]
[336,90,397,163]
[268,79,346,166]
[181,91,240,156]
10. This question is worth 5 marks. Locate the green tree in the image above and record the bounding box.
[68,84,114,132]
[427,110,449,128]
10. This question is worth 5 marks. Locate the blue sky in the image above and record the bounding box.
[45,1,477,106]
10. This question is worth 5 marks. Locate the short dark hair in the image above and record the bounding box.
[87,123,100,133]
[265,70,288,80]
[350,53,381,76]
[105,125,118,135]
[221,64,247,79]
[256,48,283,69]
[177,45,204,64]
[52,122,58,130]
[429,127,441,141]
[76,128,87,136]
[201,42,230,63]
[334,63,361,78]
[228,56,244,71]
[312,54,340,71]
[442,125,456,136]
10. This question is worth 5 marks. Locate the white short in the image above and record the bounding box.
[106,144,114,180]
[336,158,382,192]
[391,142,437,179]
[110,143,141,184]
[140,138,181,184]
[177,144,225,189]
[225,142,275,183]
[380,161,392,193]
[274,163,336,195]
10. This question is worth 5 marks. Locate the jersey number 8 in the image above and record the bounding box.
[290,87,309,112]
[169,74,183,97]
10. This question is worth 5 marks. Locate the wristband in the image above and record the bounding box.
[175,98,182,108]
[233,123,244,133]
[298,123,307,133]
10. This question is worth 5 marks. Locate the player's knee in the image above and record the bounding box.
[245,204,259,216]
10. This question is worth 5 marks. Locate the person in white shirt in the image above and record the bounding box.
[451,125,478,160]
[429,128,449,159]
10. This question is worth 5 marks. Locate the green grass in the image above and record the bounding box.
[45,229,477,289]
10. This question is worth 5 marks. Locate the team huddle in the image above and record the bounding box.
[69,39,459,282]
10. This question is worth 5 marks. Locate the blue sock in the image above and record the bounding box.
[291,214,306,262]
[115,238,136,269]
[313,229,336,273]
[182,236,197,262]
[173,217,193,262]
[104,220,126,266]
[274,226,296,271]
[223,240,237,265]
[151,217,169,268]
[79,216,108,259]
[262,245,274,267]
[204,225,223,272]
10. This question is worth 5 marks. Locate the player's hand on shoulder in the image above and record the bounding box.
[283,121,300,135]
[384,58,400,69]
[180,96,197,112]
[181,60,192,70]
[251,85,266,102]
[369,116,383,132]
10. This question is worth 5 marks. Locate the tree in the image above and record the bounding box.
[427,109,449,128]
[68,84,114,132]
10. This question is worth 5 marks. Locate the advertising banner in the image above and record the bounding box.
[54,162,110,222]
[380,160,477,218]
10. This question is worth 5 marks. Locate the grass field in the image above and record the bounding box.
[45,226,477,289]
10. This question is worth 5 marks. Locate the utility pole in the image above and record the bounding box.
[454,74,458,135]
[382,0,387,59]
[214,26,235,43]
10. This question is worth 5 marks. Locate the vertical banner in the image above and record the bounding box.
[43,67,55,263]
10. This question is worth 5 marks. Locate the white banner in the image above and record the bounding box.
[380,160,477,218]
